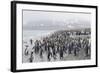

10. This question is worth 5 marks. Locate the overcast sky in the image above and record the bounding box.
[23,10,91,30]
